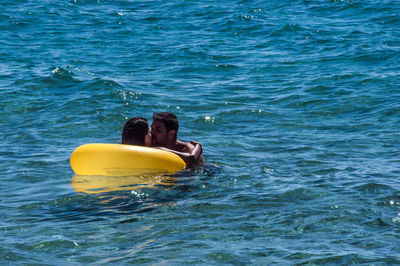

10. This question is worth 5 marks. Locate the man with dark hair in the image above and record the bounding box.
[151,112,205,166]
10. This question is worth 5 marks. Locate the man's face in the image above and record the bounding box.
[151,120,168,147]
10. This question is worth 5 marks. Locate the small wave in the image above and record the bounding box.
[41,66,78,86]
[279,187,325,202]
[383,106,400,117]
[299,253,399,265]
[83,78,122,91]
[35,66,93,92]
[364,217,392,228]
[269,24,306,37]
[353,182,392,193]
[215,64,239,70]
[51,66,73,76]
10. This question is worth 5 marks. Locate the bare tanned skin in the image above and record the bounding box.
[151,120,205,167]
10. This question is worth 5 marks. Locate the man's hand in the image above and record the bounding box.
[190,141,203,163]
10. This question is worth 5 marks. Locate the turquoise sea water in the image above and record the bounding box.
[1,0,400,264]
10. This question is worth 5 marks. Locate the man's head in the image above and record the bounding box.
[151,112,179,147]
[121,117,151,146]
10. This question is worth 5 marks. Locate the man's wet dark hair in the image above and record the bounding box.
[153,112,179,139]
[121,117,149,146]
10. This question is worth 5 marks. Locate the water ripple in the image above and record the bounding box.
[1,0,400,264]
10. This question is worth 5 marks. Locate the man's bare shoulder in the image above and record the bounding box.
[176,140,194,153]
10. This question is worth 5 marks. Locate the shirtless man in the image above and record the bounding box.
[151,112,205,166]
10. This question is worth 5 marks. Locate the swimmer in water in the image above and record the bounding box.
[121,117,151,146]
[151,112,205,166]
[121,116,204,168]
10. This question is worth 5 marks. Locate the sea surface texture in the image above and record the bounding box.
[1,0,400,264]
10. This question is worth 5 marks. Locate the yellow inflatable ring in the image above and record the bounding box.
[70,143,186,176]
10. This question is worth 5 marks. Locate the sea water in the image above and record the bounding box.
[1,0,400,264]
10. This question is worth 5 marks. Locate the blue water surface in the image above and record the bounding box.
[1,0,400,264]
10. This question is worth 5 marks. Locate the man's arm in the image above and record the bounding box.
[159,141,204,168]
[190,141,205,166]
